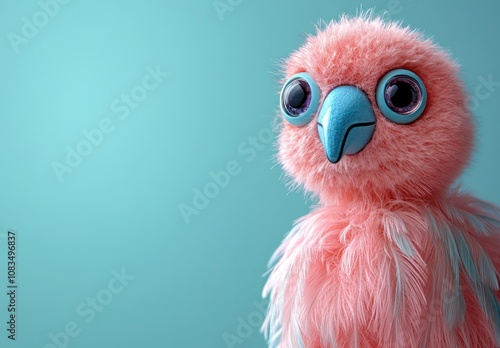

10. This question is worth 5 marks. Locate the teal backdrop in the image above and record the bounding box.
[0,0,499,347]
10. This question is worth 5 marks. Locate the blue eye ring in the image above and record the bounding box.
[376,69,427,124]
[280,72,321,127]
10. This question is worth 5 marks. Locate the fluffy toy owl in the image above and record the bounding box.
[262,15,500,348]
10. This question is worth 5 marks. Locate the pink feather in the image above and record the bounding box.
[263,14,500,348]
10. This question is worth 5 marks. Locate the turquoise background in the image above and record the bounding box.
[0,0,499,347]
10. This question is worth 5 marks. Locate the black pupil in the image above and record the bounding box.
[286,81,307,108]
[387,82,415,108]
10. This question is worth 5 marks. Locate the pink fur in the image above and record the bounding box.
[263,15,500,348]
[263,192,500,347]
[278,16,473,204]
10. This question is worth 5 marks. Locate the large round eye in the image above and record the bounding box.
[376,69,427,124]
[280,72,320,127]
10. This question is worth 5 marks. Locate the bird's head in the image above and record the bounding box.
[278,16,474,204]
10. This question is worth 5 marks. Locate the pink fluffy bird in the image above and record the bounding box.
[262,15,500,348]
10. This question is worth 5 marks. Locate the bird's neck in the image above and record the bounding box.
[318,188,445,209]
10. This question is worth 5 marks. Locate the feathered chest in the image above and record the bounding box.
[263,192,500,348]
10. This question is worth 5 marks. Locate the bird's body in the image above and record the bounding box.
[264,191,500,347]
[263,14,500,348]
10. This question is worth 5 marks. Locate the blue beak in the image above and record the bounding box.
[317,86,376,163]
